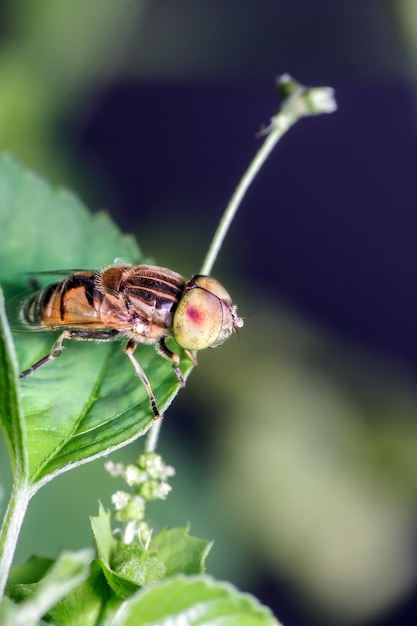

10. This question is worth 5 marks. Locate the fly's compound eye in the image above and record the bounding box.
[173,275,244,351]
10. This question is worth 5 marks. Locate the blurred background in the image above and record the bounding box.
[1,1,417,624]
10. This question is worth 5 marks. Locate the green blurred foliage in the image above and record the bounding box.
[0,0,146,182]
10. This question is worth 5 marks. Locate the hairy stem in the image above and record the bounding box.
[145,417,162,453]
[0,482,32,598]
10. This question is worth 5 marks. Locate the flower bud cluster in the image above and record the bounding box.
[105,453,175,543]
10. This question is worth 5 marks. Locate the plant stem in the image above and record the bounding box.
[145,417,162,453]
[146,75,337,453]
[200,74,337,276]
[0,481,32,598]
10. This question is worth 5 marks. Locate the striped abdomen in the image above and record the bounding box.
[20,271,103,330]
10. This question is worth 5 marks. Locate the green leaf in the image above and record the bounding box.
[3,549,93,626]
[116,575,282,626]
[91,504,167,598]
[111,544,167,589]
[0,154,139,281]
[91,504,115,569]
[45,560,109,626]
[8,554,111,626]
[151,526,212,576]
[7,556,53,587]
[0,155,193,486]
[91,503,140,598]
[91,506,212,600]
[0,597,21,626]
[0,285,27,480]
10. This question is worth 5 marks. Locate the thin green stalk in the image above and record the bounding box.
[200,74,336,276]
[0,482,32,598]
[145,417,162,453]
[145,74,336,454]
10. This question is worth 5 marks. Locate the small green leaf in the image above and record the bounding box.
[8,554,112,626]
[0,155,193,486]
[91,506,212,600]
[3,549,93,626]
[91,503,140,598]
[111,544,166,588]
[7,555,53,587]
[117,575,282,626]
[91,504,115,568]
[46,560,109,626]
[91,504,167,597]
[151,526,212,576]
[0,597,20,626]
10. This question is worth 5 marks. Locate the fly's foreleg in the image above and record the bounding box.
[156,338,198,388]
[125,339,162,420]
[19,330,73,379]
[156,338,184,386]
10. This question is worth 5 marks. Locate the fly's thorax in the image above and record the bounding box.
[99,264,185,296]
[97,264,186,343]
[172,275,244,351]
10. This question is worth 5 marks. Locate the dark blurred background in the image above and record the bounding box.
[1,1,417,625]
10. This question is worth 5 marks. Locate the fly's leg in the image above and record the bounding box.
[19,330,73,379]
[157,338,183,386]
[125,339,162,420]
[184,349,198,368]
[19,329,120,379]
[156,338,198,387]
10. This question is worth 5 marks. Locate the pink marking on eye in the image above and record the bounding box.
[186,305,204,325]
